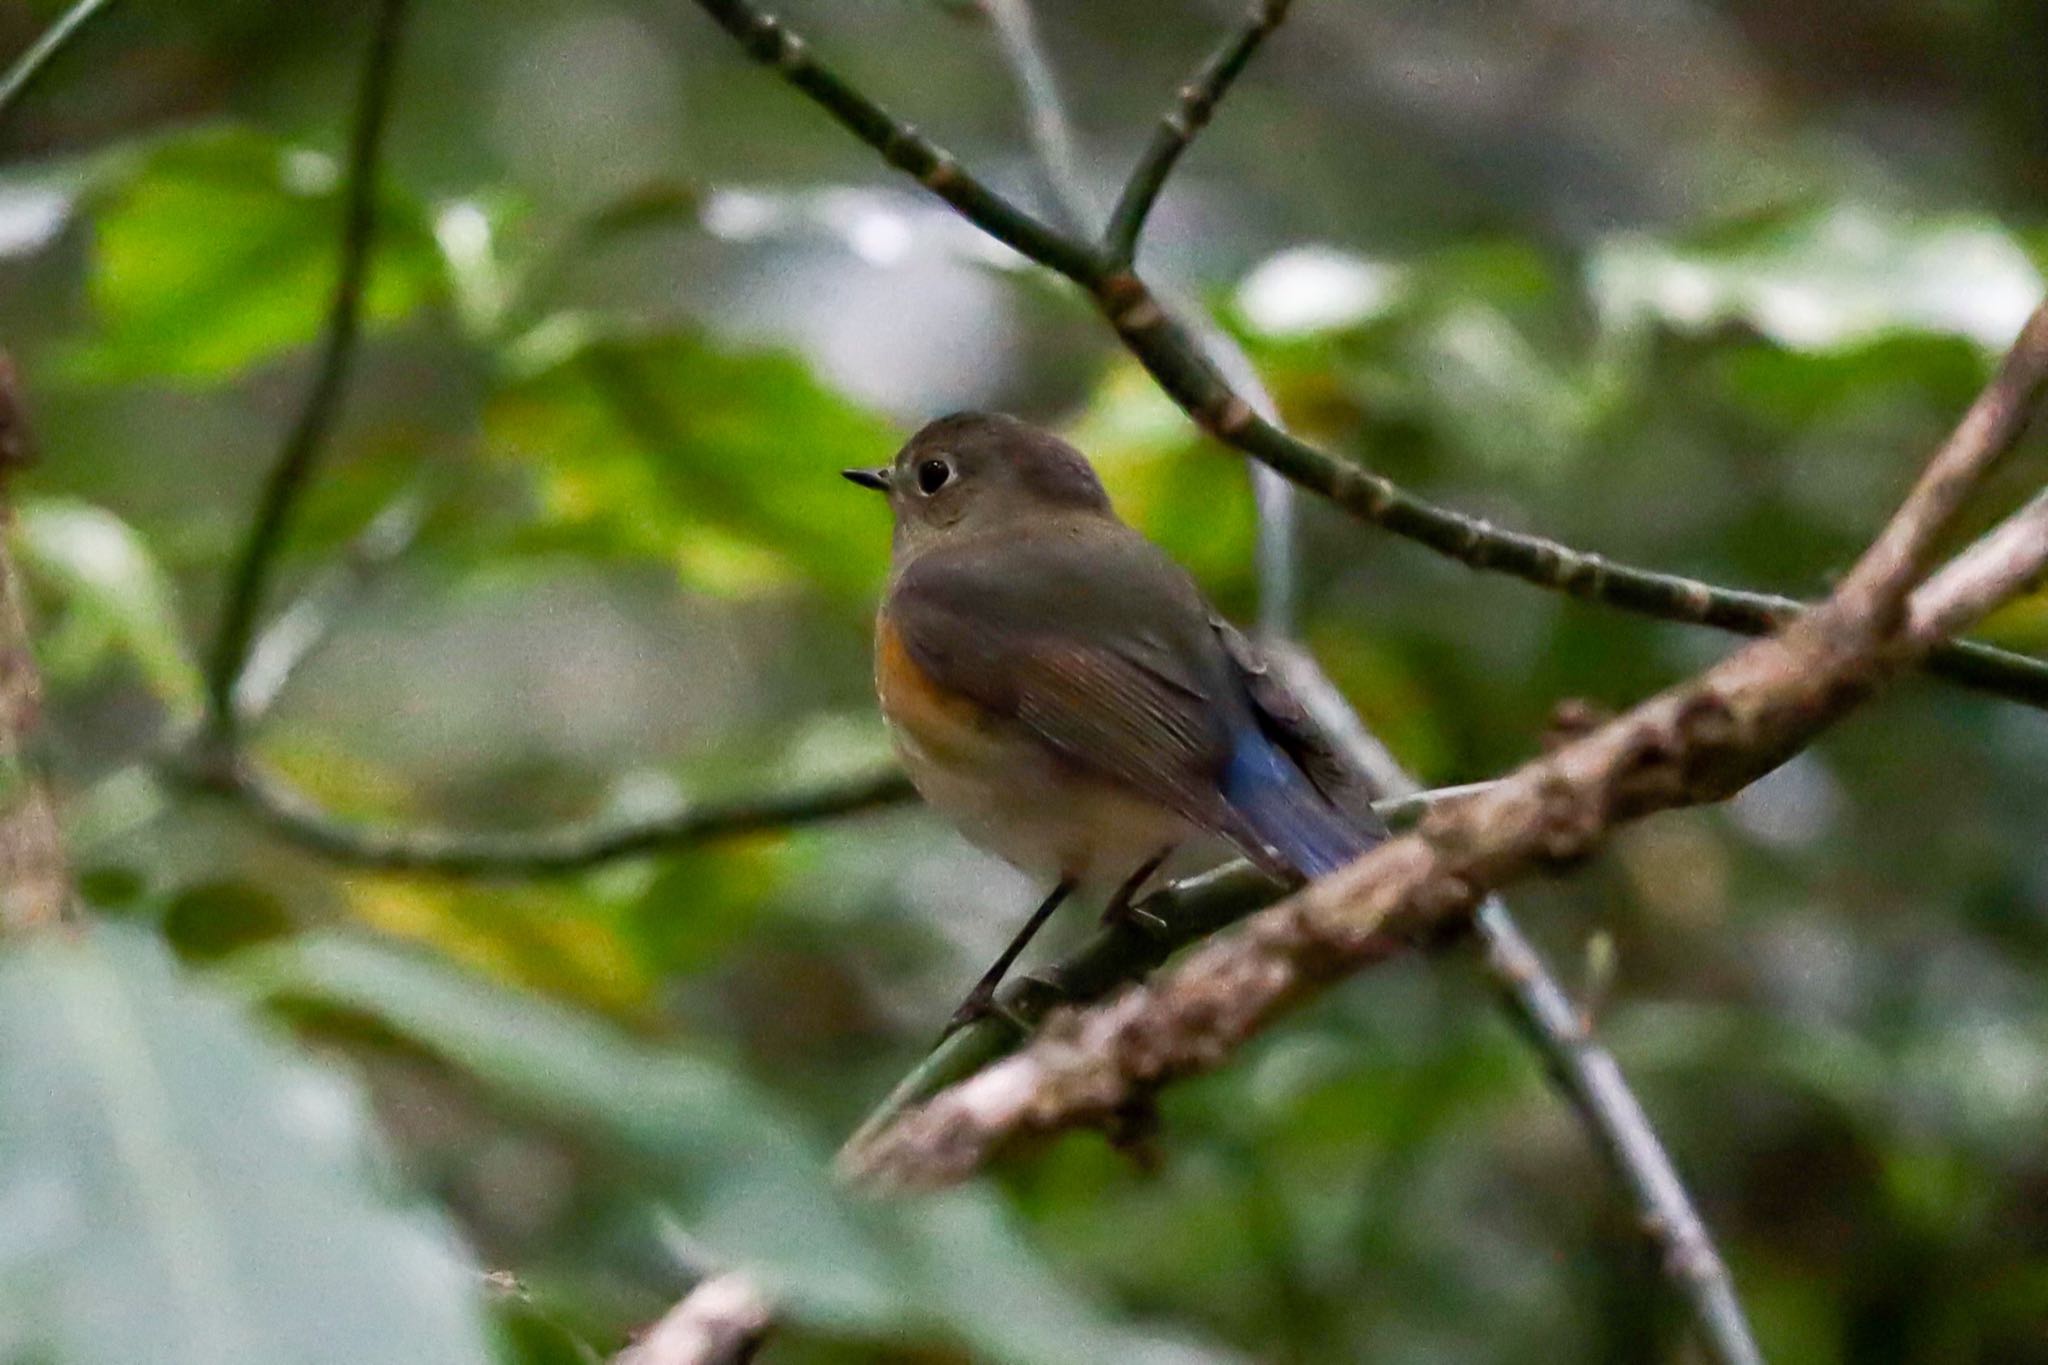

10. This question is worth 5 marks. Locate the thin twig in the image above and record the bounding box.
[1269,647,1763,1365]
[689,0,1104,283]
[186,760,914,876]
[977,0,1094,233]
[0,0,118,128]
[981,0,1305,637]
[1476,899,1760,1365]
[202,0,411,746]
[1909,486,2048,647]
[1834,305,2048,626]
[837,287,2048,1188]
[682,0,2048,713]
[1102,0,1292,266]
[232,489,430,727]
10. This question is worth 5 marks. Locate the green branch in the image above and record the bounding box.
[202,0,411,746]
[683,0,2048,714]
[689,0,1105,284]
[186,759,914,877]
[1102,0,1293,266]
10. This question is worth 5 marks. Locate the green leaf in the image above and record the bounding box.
[70,127,441,382]
[0,926,496,1365]
[232,934,1241,1365]
[484,327,898,597]
[1589,204,2044,354]
[14,497,201,714]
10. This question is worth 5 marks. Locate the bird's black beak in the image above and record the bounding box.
[841,466,891,492]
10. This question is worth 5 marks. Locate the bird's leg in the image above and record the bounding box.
[941,878,1076,1039]
[1099,846,1175,932]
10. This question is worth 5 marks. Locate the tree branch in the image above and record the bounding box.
[202,0,410,746]
[682,0,2048,714]
[0,357,76,936]
[836,296,2048,1189]
[0,0,119,129]
[1908,486,2048,648]
[1101,0,1292,266]
[976,0,1094,234]
[1832,305,2048,626]
[1270,644,1764,1365]
[185,758,914,877]
[688,0,1106,284]
[1474,898,1759,1365]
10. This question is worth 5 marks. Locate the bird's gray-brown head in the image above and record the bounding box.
[843,412,1115,558]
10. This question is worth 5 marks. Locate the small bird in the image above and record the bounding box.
[845,412,1385,1032]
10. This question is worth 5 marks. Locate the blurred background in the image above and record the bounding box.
[1,0,2046,1361]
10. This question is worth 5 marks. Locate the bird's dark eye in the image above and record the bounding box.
[915,458,953,495]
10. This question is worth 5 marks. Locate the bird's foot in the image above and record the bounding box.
[938,986,1031,1043]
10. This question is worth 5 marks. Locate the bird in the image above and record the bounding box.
[844,411,1386,1034]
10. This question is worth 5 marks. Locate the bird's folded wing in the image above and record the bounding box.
[888,547,1254,848]
[1212,621,1391,839]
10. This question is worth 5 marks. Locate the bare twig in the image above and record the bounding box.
[682,0,2048,713]
[203,0,411,746]
[186,759,913,876]
[612,1275,772,1365]
[0,358,75,936]
[1834,306,2048,626]
[980,0,1304,638]
[977,0,1094,233]
[1475,899,1758,1365]
[0,0,119,128]
[1908,487,2048,647]
[1102,0,1292,266]
[837,296,2048,1189]
[689,0,1103,282]
[232,489,430,727]
[1276,651,1763,1365]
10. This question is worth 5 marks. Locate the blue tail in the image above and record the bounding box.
[1221,730,1379,880]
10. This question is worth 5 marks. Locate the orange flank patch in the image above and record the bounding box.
[875,614,999,766]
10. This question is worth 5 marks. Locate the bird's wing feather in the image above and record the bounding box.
[1213,621,1390,839]
[887,532,1271,862]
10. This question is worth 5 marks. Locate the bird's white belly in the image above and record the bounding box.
[888,719,1193,894]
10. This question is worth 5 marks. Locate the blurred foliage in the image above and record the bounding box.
[0,927,496,1365]
[1,1,2046,1363]
[69,127,443,381]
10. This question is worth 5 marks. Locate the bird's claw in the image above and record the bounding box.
[938,983,1039,1043]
